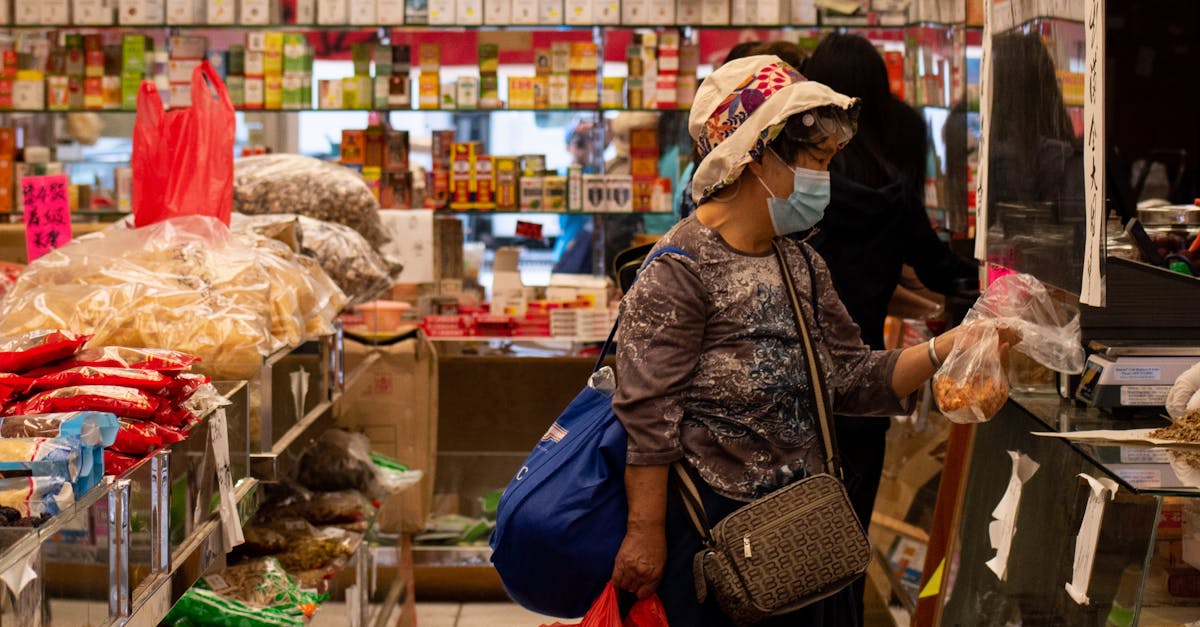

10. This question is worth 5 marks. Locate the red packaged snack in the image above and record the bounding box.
[104,450,142,476]
[20,385,160,419]
[31,366,172,393]
[154,404,197,429]
[162,373,211,403]
[110,418,164,455]
[0,330,90,374]
[0,373,32,405]
[33,346,200,375]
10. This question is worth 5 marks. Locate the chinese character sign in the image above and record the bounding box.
[23,174,72,262]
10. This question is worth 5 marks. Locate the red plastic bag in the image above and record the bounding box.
[17,385,161,419]
[152,403,197,429]
[109,418,185,456]
[31,366,172,393]
[540,584,669,627]
[104,450,142,475]
[35,346,201,375]
[162,373,211,403]
[131,60,235,227]
[0,330,89,374]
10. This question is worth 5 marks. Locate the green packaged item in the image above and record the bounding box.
[163,558,325,627]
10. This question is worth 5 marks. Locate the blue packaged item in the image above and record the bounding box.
[0,412,119,494]
[0,476,75,517]
[490,247,689,618]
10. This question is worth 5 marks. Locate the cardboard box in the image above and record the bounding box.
[342,338,438,534]
[494,156,518,210]
[418,43,441,72]
[456,0,481,22]
[519,176,543,211]
[264,74,283,108]
[405,0,427,22]
[263,32,284,75]
[538,0,560,23]
[564,0,590,23]
[388,73,411,108]
[294,0,315,21]
[317,0,347,22]
[205,0,235,22]
[418,73,440,109]
[591,0,618,23]
[701,0,728,23]
[428,0,454,22]
[349,0,376,22]
[76,0,116,23]
[243,77,265,108]
[510,0,537,23]
[241,0,270,22]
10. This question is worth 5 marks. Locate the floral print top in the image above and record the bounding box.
[613,216,913,502]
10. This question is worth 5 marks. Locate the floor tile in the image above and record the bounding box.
[457,602,560,626]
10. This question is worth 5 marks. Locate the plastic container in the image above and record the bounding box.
[353,301,412,333]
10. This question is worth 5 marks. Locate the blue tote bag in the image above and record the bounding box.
[490,246,689,618]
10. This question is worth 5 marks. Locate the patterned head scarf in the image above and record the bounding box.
[688,55,858,203]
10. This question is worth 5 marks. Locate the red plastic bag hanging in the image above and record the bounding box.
[539,583,669,627]
[131,60,235,227]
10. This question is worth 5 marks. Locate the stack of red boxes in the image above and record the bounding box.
[655,31,679,110]
[167,36,207,108]
[421,314,473,337]
[449,141,494,211]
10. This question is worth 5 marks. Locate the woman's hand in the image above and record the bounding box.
[612,522,668,599]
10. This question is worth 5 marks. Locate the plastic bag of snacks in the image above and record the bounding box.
[196,558,323,615]
[0,412,119,447]
[296,430,377,493]
[0,374,33,406]
[104,450,142,476]
[0,435,84,479]
[0,476,74,517]
[30,366,172,393]
[0,330,90,374]
[235,231,347,349]
[269,490,373,526]
[163,585,317,627]
[50,346,201,374]
[230,213,301,252]
[296,216,399,308]
[232,154,390,248]
[933,273,1085,423]
[0,217,273,379]
[932,323,1010,424]
[13,386,161,419]
[109,418,186,456]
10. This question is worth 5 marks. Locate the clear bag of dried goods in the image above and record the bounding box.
[933,323,1011,424]
[933,273,1085,424]
[0,412,119,447]
[296,216,400,308]
[229,213,301,252]
[271,490,373,526]
[199,557,324,615]
[0,217,274,380]
[296,429,376,493]
[0,476,75,517]
[233,154,390,248]
[235,231,347,348]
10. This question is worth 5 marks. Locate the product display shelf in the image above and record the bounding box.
[0,20,985,32]
[308,527,417,627]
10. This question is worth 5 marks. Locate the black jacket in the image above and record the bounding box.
[808,169,978,350]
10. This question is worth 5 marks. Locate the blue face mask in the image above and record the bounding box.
[755,151,831,236]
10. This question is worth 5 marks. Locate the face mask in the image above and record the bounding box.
[754,152,832,236]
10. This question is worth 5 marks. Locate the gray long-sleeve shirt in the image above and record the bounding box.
[613,216,913,502]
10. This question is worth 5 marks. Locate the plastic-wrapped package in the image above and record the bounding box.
[0,374,33,406]
[270,490,372,525]
[201,558,324,614]
[296,430,376,493]
[229,214,301,253]
[15,385,160,419]
[109,418,187,456]
[0,412,119,447]
[0,330,90,374]
[274,526,358,572]
[236,232,347,349]
[295,216,400,308]
[52,346,201,374]
[31,366,172,393]
[933,323,1011,424]
[182,382,230,419]
[0,261,23,305]
[0,435,83,479]
[0,476,74,517]
[163,587,315,627]
[0,217,273,380]
[165,374,211,403]
[233,154,390,248]
[104,450,142,476]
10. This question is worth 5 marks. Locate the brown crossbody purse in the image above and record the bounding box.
[673,240,871,626]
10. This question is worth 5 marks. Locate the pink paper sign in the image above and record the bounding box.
[22,174,71,262]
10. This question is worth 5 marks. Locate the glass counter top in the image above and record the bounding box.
[1008,392,1200,498]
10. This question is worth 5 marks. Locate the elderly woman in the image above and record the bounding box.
[609,55,1008,625]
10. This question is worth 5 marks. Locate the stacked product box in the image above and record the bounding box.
[390,44,412,108]
[425,129,455,209]
[568,41,599,109]
[449,141,494,210]
[654,30,678,110]
[478,43,500,109]
[283,34,313,109]
[418,43,440,110]
[629,127,658,212]
[167,35,207,108]
[340,124,411,206]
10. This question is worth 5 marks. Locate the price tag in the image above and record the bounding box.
[515,220,543,240]
[22,174,72,262]
[204,574,229,591]
[208,408,244,551]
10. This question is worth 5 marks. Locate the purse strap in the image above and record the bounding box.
[672,240,844,545]
[771,240,842,480]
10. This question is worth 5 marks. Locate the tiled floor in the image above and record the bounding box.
[417,602,559,627]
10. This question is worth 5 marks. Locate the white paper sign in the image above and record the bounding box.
[209,408,244,551]
[1080,0,1105,306]
[974,0,993,264]
[1065,473,1118,605]
[0,555,37,595]
[378,209,435,283]
[984,451,1039,581]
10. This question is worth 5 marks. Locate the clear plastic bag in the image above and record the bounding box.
[962,272,1086,375]
[296,429,376,493]
[0,476,74,517]
[0,217,272,380]
[233,154,390,248]
[933,323,1010,424]
[296,216,400,308]
[236,233,348,351]
[0,412,119,447]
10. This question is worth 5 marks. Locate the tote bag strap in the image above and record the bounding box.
[593,246,691,372]
[671,463,715,545]
[772,240,843,480]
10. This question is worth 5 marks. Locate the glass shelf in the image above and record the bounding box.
[1,107,691,114]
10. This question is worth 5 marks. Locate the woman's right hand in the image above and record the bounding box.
[611,523,667,599]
